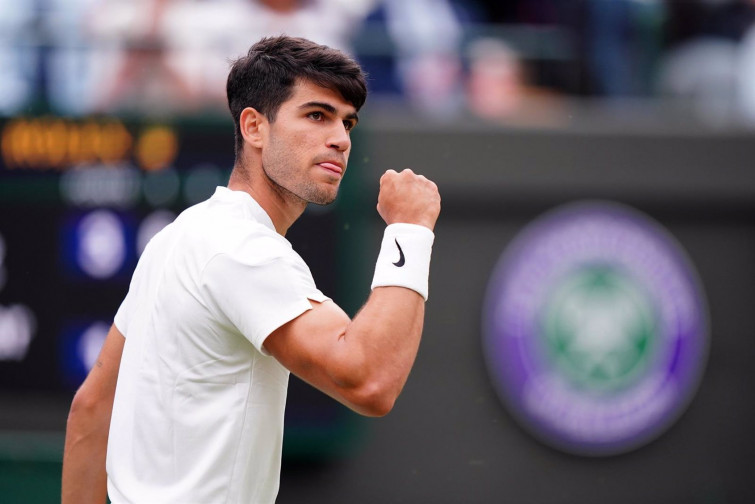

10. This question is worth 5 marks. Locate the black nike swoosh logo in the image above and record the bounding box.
[393,239,405,267]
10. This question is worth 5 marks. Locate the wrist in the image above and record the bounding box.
[370,223,435,301]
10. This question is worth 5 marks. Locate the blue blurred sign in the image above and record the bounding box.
[61,209,136,281]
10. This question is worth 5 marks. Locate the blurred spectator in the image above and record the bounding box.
[471,1,666,98]
[456,0,580,96]
[45,0,114,115]
[0,0,39,114]
[86,0,197,114]
[657,36,740,125]
[466,38,527,119]
[376,0,465,117]
[44,0,755,123]
[82,0,381,113]
[81,0,465,115]
[583,0,665,97]
[159,0,376,107]
[465,37,563,125]
[657,0,755,125]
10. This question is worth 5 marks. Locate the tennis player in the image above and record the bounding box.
[62,35,440,503]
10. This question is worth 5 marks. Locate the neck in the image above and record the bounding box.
[227,162,306,236]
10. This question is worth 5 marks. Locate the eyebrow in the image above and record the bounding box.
[299,101,359,124]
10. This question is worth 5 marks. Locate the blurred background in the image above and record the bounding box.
[0,0,754,502]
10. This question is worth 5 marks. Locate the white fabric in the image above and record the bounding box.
[371,223,434,301]
[107,186,328,504]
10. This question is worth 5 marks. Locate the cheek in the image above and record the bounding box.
[290,134,319,163]
[264,125,317,168]
[265,134,296,163]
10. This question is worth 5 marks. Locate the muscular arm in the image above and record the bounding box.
[265,169,439,417]
[62,325,124,504]
[265,287,424,416]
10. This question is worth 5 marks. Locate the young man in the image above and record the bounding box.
[62,35,440,503]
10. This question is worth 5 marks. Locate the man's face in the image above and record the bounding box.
[260,79,358,206]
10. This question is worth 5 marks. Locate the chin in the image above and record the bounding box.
[305,184,339,206]
[308,194,337,206]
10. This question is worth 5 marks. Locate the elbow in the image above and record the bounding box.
[367,399,395,418]
[347,381,398,418]
[360,396,395,418]
[67,386,105,426]
[327,350,404,417]
[65,385,113,451]
[69,389,94,417]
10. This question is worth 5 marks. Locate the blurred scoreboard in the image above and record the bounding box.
[0,115,357,458]
[0,115,236,391]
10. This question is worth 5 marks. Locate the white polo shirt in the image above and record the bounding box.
[107,187,328,503]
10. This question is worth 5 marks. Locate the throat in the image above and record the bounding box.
[260,175,307,235]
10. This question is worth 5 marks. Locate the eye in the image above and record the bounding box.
[307,111,324,121]
[343,120,356,131]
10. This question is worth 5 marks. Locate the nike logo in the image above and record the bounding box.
[393,239,405,267]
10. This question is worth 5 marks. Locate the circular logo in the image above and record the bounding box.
[482,201,709,456]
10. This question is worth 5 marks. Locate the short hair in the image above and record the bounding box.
[226,35,368,158]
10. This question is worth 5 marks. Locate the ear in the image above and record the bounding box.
[239,107,267,149]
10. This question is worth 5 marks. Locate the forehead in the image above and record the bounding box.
[282,79,356,115]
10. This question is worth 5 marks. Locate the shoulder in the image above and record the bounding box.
[177,199,286,256]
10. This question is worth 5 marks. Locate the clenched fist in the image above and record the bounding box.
[376,169,441,231]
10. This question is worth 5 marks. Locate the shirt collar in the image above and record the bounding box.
[211,186,276,232]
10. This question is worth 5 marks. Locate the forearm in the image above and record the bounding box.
[61,325,123,504]
[62,400,111,504]
[338,286,426,412]
[308,222,434,414]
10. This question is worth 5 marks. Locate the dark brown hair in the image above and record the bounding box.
[226,36,367,158]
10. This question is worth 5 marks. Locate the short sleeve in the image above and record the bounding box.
[113,288,133,336]
[113,240,153,337]
[201,249,329,354]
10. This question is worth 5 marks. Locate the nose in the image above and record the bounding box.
[327,123,351,152]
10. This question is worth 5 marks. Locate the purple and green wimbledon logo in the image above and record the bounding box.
[482,202,709,456]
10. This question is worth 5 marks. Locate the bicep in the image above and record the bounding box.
[264,300,356,395]
[263,288,424,417]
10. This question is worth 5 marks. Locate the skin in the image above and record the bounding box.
[229,80,360,233]
[62,325,124,504]
[61,78,440,502]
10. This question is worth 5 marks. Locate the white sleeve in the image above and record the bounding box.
[113,249,150,337]
[113,288,133,336]
[201,250,329,354]
[112,232,157,337]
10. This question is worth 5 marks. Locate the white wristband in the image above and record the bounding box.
[371,223,435,301]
